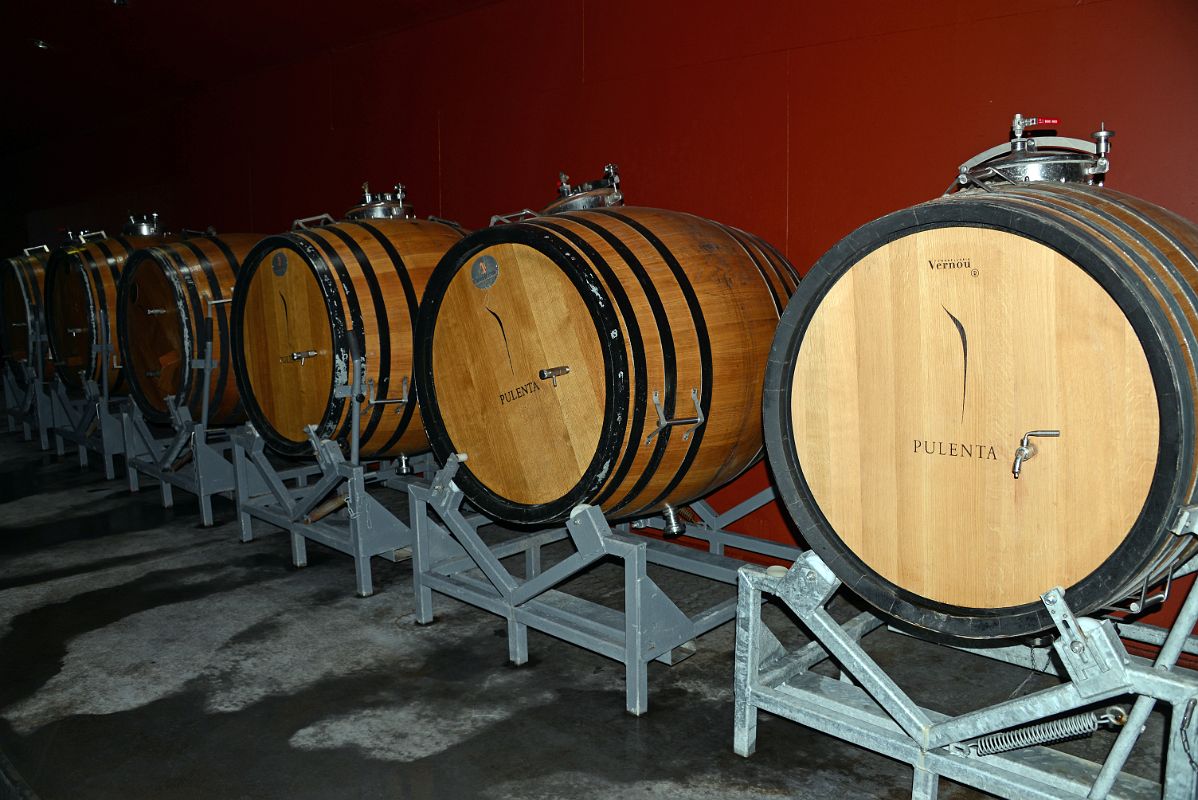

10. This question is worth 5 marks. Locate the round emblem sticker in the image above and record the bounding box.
[272,251,288,277]
[471,255,499,289]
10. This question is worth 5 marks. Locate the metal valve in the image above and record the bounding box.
[539,365,570,386]
[1012,429,1060,479]
[290,350,319,366]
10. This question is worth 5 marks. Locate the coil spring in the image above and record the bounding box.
[972,712,1099,756]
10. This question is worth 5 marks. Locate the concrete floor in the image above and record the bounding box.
[0,431,1177,799]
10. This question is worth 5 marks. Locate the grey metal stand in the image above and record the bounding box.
[121,299,251,526]
[3,304,56,450]
[409,454,804,715]
[733,550,1198,800]
[230,345,435,597]
[49,310,126,479]
[122,399,249,527]
[3,360,38,442]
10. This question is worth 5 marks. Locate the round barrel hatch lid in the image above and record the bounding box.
[429,242,609,509]
[124,256,187,414]
[782,225,1161,626]
[239,244,335,447]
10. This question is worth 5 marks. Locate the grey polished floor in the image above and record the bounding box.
[0,432,1172,799]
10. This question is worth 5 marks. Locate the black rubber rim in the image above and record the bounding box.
[116,249,191,424]
[764,195,1190,644]
[414,224,629,525]
[230,234,344,458]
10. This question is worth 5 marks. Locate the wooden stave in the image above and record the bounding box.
[763,184,1198,643]
[117,234,261,426]
[45,235,173,391]
[415,206,793,525]
[229,218,465,458]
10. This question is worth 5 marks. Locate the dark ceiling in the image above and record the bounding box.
[0,0,494,152]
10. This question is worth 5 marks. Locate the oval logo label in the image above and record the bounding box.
[471,254,499,289]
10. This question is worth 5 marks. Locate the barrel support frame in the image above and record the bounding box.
[121,301,255,526]
[121,397,252,527]
[1,295,45,442]
[409,454,803,715]
[733,548,1198,800]
[3,303,63,451]
[230,352,435,597]
[48,309,127,479]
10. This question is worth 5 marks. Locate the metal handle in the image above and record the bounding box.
[645,388,705,445]
[489,209,538,227]
[22,244,50,256]
[292,213,336,230]
[79,230,108,242]
[365,375,412,413]
[1012,429,1060,479]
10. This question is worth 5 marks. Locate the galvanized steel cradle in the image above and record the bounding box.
[230,349,436,598]
[409,454,805,715]
[48,309,127,480]
[733,549,1198,800]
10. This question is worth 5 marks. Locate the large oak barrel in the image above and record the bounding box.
[45,226,175,392]
[414,207,797,525]
[765,182,1198,642]
[230,216,466,458]
[116,234,262,425]
[1,247,51,370]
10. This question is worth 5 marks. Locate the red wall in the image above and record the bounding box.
[6,0,1198,628]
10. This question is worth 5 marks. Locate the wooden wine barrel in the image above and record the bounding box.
[765,182,1198,642]
[230,217,467,458]
[116,234,262,425]
[414,207,798,525]
[45,231,175,391]
[1,247,51,370]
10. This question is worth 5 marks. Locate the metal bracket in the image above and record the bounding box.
[773,551,840,615]
[430,453,467,495]
[489,209,539,227]
[1172,505,1198,536]
[1043,587,1130,697]
[365,375,410,412]
[292,213,336,230]
[644,388,704,445]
